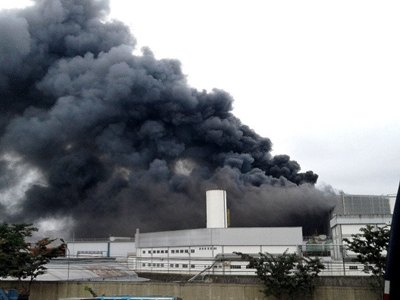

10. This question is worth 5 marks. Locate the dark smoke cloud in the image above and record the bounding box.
[0,0,335,237]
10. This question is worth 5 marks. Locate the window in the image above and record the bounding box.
[180,250,184,253]
[182,264,188,268]
[191,264,195,269]
[349,266,358,270]
[161,250,164,253]
[230,265,241,269]
[165,250,168,254]
[175,264,179,268]
[142,250,145,254]
[185,249,188,253]
[157,250,160,254]
[170,264,174,268]
[191,249,195,253]
[142,263,146,267]
[171,250,175,254]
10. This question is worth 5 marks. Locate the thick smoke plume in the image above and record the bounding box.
[0,0,335,237]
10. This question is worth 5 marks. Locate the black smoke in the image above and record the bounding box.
[0,0,335,237]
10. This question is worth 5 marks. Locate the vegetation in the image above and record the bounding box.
[0,223,65,296]
[236,250,324,300]
[343,224,390,291]
[84,286,98,297]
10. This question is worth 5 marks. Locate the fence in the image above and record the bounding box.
[15,243,371,282]
[128,243,369,278]
[128,256,370,277]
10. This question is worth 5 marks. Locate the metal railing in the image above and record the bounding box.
[41,243,373,280]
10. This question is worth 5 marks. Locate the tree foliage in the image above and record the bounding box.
[15,237,65,282]
[0,223,65,295]
[236,250,324,300]
[343,224,390,291]
[0,223,37,279]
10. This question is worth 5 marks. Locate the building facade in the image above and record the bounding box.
[330,194,392,259]
[67,237,136,258]
[130,227,303,275]
[62,191,395,277]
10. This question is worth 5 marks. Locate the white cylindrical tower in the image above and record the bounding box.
[206,189,227,228]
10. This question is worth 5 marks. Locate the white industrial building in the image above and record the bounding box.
[330,194,392,260]
[63,190,303,276]
[131,226,302,275]
[129,190,302,276]
[62,190,395,277]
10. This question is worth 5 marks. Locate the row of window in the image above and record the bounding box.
[142,263,196,269]
[211,265,244,269]
[171,249,195,254]
[142,247,218,255]
[199,247,217,250]
[142,249,196,254]
[348,265,373,271]
[141,263,244,270]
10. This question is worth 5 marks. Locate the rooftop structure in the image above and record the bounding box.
[330,193,392,259]
[332,194,392,216]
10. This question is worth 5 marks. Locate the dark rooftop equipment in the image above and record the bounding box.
[333,194,391,216]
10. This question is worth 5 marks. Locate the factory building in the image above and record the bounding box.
[129,190,302,275]
[131,226,302,275]
[63,190,394,276]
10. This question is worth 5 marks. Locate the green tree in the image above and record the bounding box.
[236,250,324,300]
[14,238,65,292]
[0,223,37,279]
[343,224,390,291]
[0,223,65,296]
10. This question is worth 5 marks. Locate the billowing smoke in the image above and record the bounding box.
[0,0,335,237]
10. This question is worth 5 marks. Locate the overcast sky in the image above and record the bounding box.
[2,0,400,195]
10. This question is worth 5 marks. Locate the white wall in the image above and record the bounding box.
[68,241,135,258]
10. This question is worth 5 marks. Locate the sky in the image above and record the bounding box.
[1,0,399,195]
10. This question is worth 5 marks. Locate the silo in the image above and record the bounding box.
[206,189,228,228]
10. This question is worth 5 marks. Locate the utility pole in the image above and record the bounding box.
[384,182,400,299]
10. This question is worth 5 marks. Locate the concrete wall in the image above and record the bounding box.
[0,278,379,300]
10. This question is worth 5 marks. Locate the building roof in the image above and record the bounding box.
[5,258,148,282]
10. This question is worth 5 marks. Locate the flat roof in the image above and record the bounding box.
[4,258,148,282]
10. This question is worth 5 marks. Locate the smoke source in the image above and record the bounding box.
[0,0,335,237]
